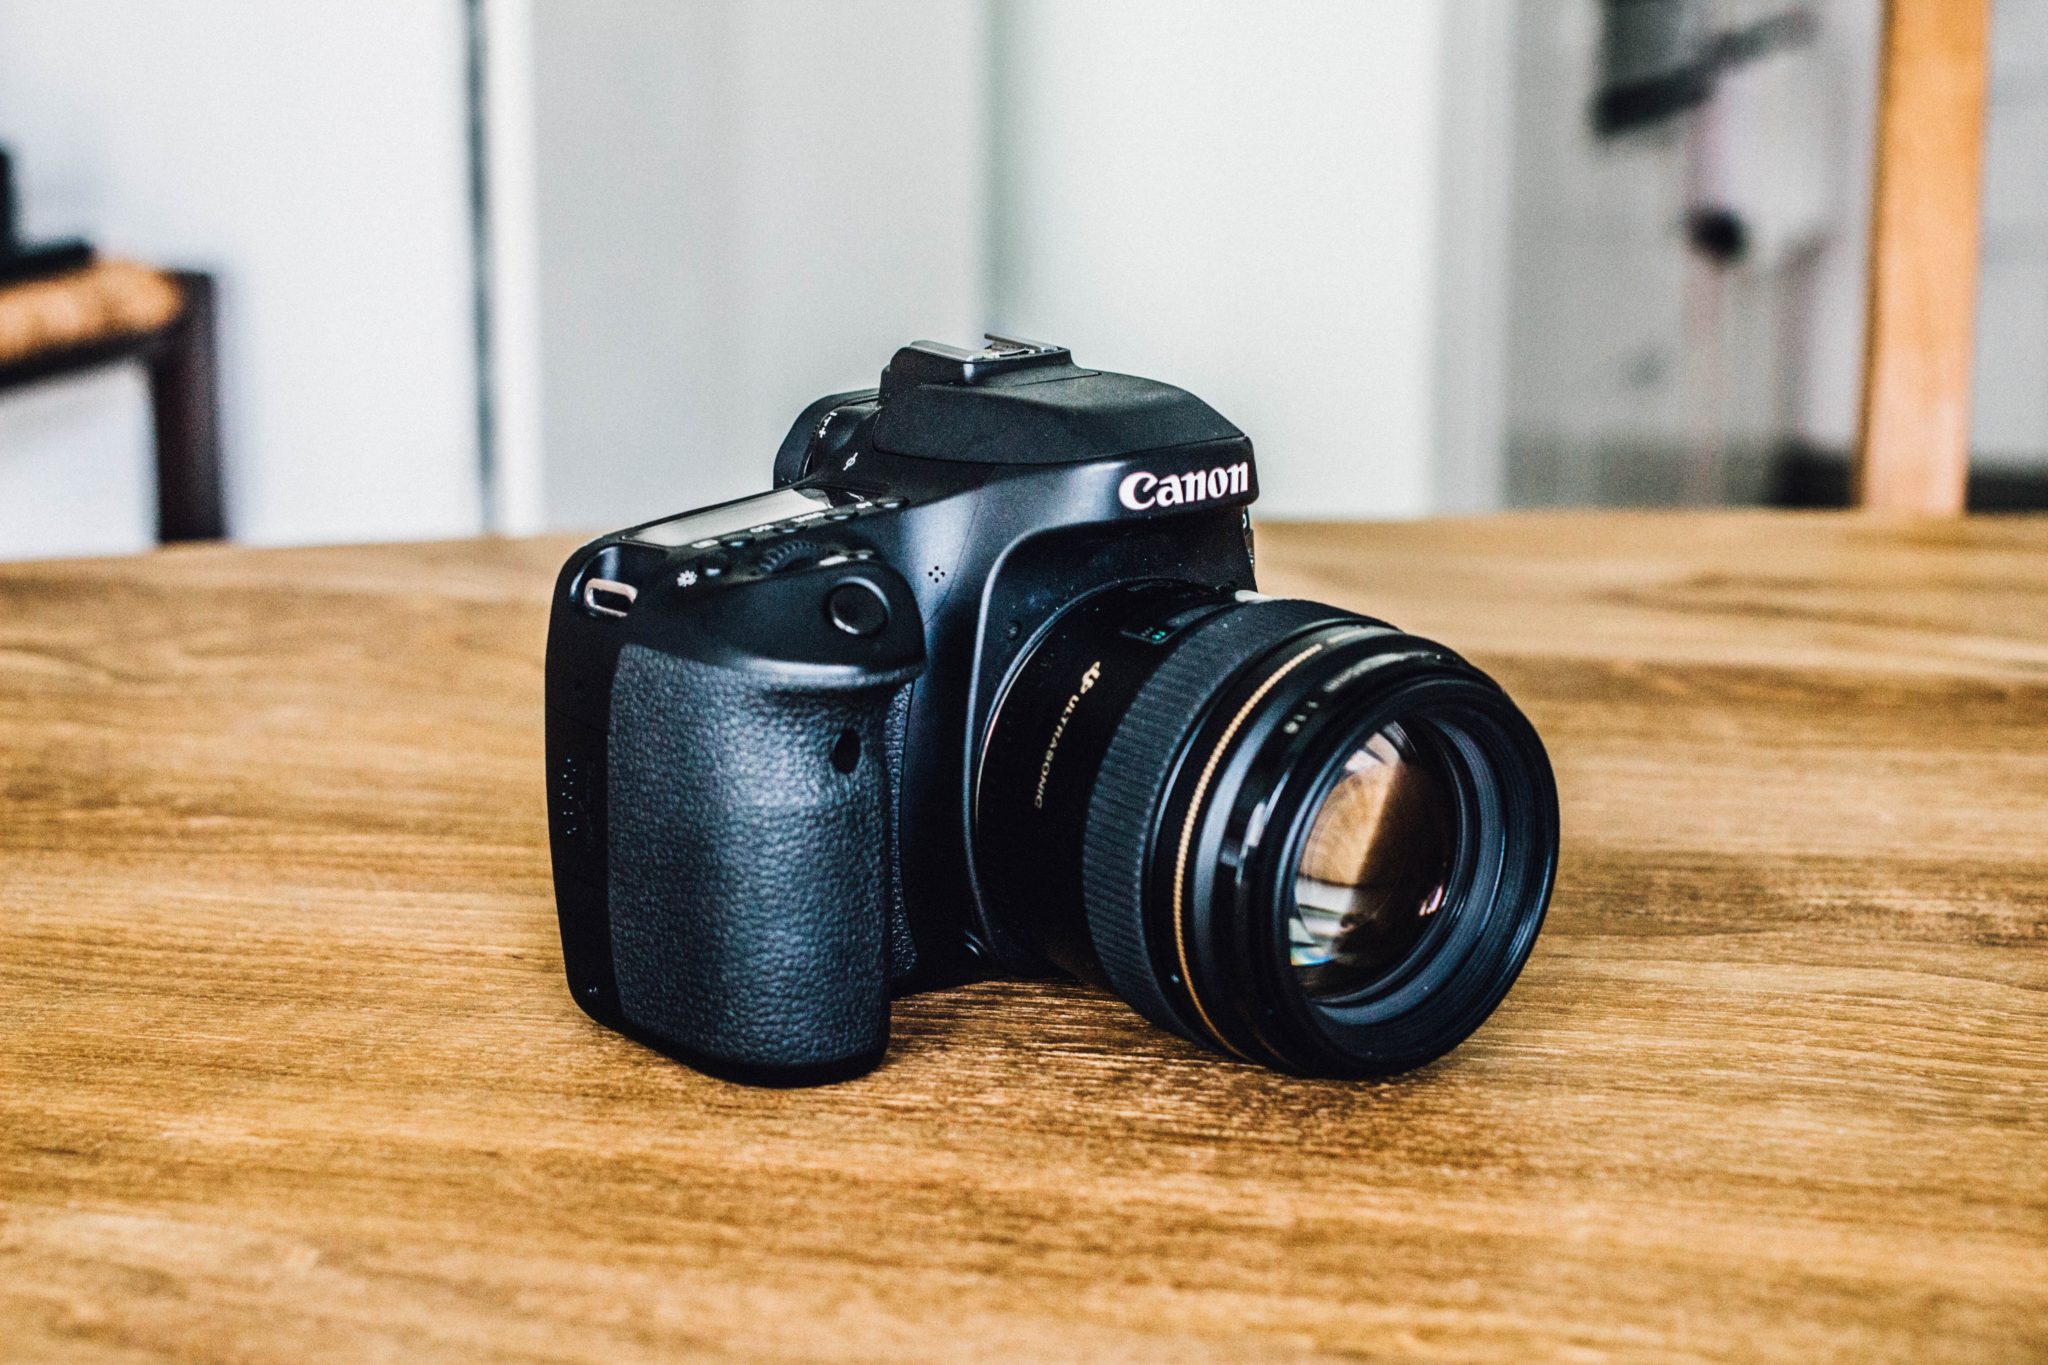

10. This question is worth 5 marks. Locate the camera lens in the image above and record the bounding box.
[973,583,1557,1078]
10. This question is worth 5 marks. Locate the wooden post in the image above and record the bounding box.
[1855,0,1992,515]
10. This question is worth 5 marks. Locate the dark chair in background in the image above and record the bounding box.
[0,264,223,543]
[0,146,222,543]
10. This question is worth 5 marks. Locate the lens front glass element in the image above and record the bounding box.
[1288,722,1456,1001]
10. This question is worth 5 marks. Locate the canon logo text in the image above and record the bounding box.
[1117,462,1251,512]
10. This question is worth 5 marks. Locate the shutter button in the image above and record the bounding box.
[825,581,890,637]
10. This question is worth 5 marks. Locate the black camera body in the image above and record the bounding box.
[546,338,1557,1086]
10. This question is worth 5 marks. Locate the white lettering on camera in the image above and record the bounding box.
[1117,462,1250,512]
[1033,661,1102,810]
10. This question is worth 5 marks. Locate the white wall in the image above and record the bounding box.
[1501,0,1881,505]
[1432,0,1520,514]
[0,370,153,558]
[527,1,1456,528]
[528,0,987,533]
[0,0,481,553]
[1791,0,1884,455]
[1974,0,2048,468]
[987,2,1449,519]
[0,2,1487,550]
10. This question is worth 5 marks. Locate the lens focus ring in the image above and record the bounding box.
[1081,598,1352,1053]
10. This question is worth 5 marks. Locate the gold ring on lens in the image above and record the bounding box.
[1171,642,1328,1060]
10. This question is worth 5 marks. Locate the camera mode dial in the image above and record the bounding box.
[752,538,827,574]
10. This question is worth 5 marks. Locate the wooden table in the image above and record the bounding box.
[3,513,2044,1362]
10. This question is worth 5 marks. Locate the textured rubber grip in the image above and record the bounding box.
[1082,598,1352,1045]
[607,642,904,1082]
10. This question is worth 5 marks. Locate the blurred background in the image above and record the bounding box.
[0,0,2041,560]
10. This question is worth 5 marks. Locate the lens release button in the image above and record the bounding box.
[825,581,890,637]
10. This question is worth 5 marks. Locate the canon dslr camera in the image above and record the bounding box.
[546,338,1557,1085]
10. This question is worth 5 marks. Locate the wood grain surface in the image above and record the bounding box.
[3,513,2044,1362]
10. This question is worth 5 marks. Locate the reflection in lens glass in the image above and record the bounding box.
[1289,722,1455,1000]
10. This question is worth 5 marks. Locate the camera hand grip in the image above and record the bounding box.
[605,633,914,1085]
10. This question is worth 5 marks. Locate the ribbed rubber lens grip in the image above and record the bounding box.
[1080,598,1351,1049]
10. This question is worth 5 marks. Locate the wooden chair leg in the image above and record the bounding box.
[147,271,225,542]
[1854,0,1992,515]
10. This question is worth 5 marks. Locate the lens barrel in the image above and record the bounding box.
[974,582,1557,1078]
